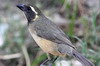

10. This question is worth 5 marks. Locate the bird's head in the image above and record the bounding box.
[16,4,42,22]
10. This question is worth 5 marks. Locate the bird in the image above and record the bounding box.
[16,4,94,66]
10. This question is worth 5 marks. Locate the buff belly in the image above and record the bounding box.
[29,29,64,56]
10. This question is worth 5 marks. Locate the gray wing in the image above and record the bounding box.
[34,18,75,49]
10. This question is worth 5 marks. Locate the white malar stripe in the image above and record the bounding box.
[33,15,39,21]
[30,6,38,14]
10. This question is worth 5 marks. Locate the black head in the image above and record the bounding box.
[16,4,42,22]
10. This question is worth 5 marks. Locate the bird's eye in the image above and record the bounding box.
[27,7,31,10]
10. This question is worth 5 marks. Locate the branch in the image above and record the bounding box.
[0,53,22,60]
[60,0,68,12]
[21,45,31,66]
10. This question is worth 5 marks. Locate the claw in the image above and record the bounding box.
[40,56,58,66]
[40,64,46,66]
[40,63,53,66]
[48,63,53,66]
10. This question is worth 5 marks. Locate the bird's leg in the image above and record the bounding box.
[40,54,59,66]
[51,56,59,63]
[47,53,51,60]
[40,59,50,66]
[40,53,52,66]
[47,56,59,66]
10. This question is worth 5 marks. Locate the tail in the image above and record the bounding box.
[72,50,95,66]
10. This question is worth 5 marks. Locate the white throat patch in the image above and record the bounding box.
[30,6,38,14]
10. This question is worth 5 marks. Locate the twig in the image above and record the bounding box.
[0,53,22,60]
[60,0,68,12]
[21,45,31,66]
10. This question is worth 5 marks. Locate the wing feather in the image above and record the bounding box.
[33,17,75,48]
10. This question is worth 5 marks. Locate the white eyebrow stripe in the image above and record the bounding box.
[30,6,38,14]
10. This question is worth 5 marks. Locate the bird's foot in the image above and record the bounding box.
[48,63,53,66]
[40,63,53,66]
[40,64,46,66]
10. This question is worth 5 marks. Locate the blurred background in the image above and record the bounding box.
[0,0,100,66]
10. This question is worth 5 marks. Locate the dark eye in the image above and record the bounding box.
[27,7,31,10]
